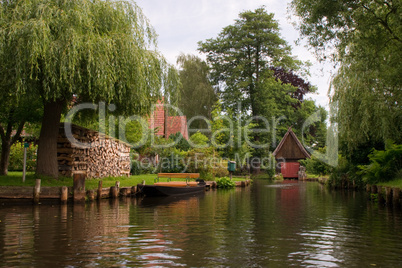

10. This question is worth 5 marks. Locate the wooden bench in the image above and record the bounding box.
[155,173,200,182]
[154,181,199,187]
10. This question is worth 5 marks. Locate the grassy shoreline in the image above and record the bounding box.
[0,172,247,190]
[377,179,402,189]
[306,172,402,189]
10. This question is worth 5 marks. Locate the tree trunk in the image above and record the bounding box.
[0,114,25,176]
[0,140,11,176]
[36,100,64,178]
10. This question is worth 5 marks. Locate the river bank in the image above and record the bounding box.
[0,175,251,204]
[312,176,402,207]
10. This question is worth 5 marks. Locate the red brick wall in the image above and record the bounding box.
[148,100,188,140]
[148,101,165,136]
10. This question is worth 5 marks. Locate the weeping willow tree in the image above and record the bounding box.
[0,0,177,178]
[331,62,401,153]
[292,0,401,162]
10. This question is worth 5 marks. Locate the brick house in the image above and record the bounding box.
[148,99,189,140]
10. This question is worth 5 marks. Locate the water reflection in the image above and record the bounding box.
[1,181,402,267]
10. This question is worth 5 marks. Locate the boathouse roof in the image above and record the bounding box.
[273,127,310,160]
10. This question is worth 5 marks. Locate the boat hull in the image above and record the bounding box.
[138,184,205,197]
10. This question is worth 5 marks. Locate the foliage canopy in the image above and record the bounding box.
[292,0,401,153]
[0,0,178,177]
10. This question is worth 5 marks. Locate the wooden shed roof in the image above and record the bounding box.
[273,127,310,160]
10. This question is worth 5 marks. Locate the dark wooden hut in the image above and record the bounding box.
[273,127,310,178]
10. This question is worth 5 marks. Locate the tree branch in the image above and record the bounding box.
[361,3,401,43]
[11,120,26,145]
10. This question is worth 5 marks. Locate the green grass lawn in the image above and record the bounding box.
[0,172,249,190]
[306,173,330,179]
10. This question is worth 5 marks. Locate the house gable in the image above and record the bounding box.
[273,127,310,160]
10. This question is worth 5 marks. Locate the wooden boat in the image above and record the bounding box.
[138,180,206,197]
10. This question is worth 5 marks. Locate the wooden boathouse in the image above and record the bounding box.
[273,127,310,178]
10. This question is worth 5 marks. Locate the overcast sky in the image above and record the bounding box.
[135,0,335,108]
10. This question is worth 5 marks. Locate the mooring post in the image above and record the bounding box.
[377,186,385,203]
[110,186,119,199]
[392,187,400,206]
[385,187,392,204]
[61,186,68,203]
[97,180,103,200]
[371,185,378,194]
[73,174,86,202]
[120,188,128,197]
[33,179,41,204]
[131,186,137,196]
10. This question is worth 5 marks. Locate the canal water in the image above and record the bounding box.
[1,180,401,267]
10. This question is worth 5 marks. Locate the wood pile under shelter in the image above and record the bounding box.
[273,127,310,178]
[58,124,131,178]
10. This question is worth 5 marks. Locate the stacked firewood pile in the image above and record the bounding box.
[57,124,131,178]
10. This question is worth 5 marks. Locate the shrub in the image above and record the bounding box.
[186,147,216,180]
[158,149,187,173]
[212,159,229,178]
[327,155,365,189]
[130,159,157,175]
[263,153,276,179]
[265,165,275,179]
[358,140,402,184]
[130,152,158,174]
[299,147,332,176]
[189,131,209,146]
[216,177,236,188]
[273,173,283,180]
[9,142,38,171]
[169,132,190,151]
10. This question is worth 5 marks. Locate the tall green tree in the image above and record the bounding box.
[198,7,302,116]
[176,53,217,130]
[291,0,401,156]
[198,7,321,167]
[1,0,177,178]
